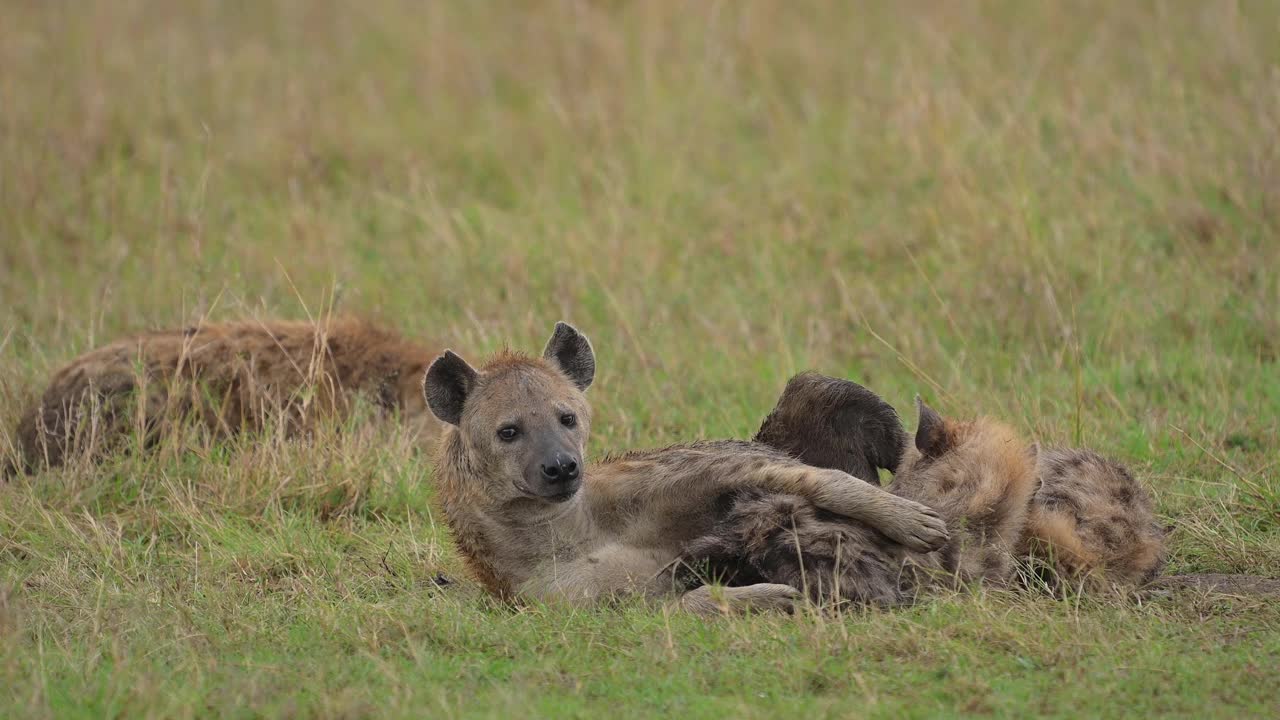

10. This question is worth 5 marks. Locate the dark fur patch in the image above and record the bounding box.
[675,489,911,607]
[753,372,909,485]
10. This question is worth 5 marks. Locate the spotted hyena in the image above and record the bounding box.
[13,317,440,472]
[422,323,949,614]
[680,378,1165,604]
[679,396,1038,606]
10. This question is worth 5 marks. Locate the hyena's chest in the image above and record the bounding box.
[594,492,740,553]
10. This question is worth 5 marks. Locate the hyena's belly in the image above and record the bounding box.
[523,543,678,603]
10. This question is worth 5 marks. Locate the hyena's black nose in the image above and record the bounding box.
[541,453,580,484]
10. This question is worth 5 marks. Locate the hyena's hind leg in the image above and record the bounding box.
[16,369,153,472]
[1025,448,1167,591]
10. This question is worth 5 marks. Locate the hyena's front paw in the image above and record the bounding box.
[884,498,949,552]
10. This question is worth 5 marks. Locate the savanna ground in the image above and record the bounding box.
[2,1,1279,717]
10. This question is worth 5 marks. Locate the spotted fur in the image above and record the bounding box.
[679,398,1037,606]
[681,379,1166,605]
[15,317,439,472]
[1025,448,1166,590]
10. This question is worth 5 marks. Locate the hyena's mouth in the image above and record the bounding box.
[544,488,578,503]
[515,481,581,503]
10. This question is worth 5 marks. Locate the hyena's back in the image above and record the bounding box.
[15,318,437,472]
[1025,448,1166,589]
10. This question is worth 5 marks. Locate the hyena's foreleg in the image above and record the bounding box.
[741,465,949,552]
[677,583,801,615]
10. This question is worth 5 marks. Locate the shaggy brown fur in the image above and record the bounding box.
[890,401,1040,586]
[753,372,908,486]
[679,398,1038,606]
[1025,448,1167,590]
[425,324,949,613]
[14,317,440,472]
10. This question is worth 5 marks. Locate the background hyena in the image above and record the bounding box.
[680,379,1166,605]
[12,317,440,473]
[423,322,949,613]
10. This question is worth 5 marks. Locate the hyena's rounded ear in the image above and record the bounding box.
[423,350,479,425]
[543,321,595,391]
[914,396,948,458]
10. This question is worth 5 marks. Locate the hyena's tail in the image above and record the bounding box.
[754,372,908,485]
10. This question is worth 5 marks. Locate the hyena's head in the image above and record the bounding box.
[753,372,909,485]
[423,322,594,504]
[894,397,1037,498]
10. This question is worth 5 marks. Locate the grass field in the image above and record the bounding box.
[2,1,1279,717]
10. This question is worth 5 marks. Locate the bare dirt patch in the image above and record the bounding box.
[1150,574,1280,596]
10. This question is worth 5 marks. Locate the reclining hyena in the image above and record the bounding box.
[13,317,440,473]
[682,380,1165,604]
[423,323,949,613]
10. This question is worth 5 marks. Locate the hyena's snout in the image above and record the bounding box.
[528,448,582,501]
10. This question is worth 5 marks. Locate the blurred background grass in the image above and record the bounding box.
[1,1,1278,717]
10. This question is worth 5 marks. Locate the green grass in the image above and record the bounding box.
[2,1,1279,717]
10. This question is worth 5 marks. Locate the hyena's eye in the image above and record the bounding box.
[497,425,520,442]
[560,413,577,428]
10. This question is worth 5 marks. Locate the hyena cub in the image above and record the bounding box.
[423,323,949,614]
[14,317,440,472]
[679,397,1038,606]
[681,381,1166,605]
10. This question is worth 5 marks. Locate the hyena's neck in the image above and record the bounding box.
[434,432,593,599]
[435,433,514,598]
